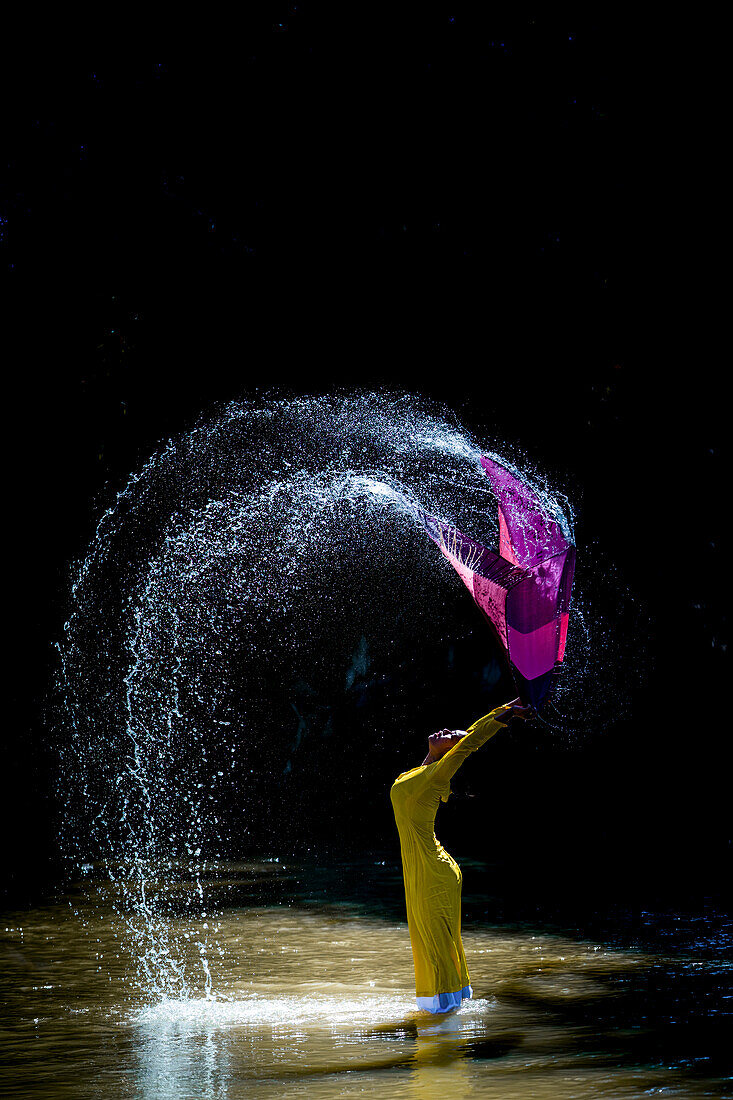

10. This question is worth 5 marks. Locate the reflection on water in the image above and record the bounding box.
[1,859,731,1098]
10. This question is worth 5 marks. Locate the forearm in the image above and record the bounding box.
[431,706,510,782]
[465,704,512,740]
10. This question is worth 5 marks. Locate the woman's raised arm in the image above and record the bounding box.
[430,698,533,784]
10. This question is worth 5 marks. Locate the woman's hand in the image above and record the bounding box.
[499,697,535,722]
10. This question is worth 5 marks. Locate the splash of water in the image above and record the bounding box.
[53,391,639,999]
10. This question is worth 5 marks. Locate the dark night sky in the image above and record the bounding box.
[1,16,727,909]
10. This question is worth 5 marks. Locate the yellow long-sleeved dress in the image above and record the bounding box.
[390,705,510,1013]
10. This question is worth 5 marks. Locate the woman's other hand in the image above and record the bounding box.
[500,697,535,722]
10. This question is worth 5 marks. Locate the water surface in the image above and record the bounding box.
[2,859,730,1098]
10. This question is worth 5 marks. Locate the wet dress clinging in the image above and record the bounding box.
[390,705,510,1013]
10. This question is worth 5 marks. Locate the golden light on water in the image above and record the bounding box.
[2,862,728,1098]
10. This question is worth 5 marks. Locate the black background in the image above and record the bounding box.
[1,13,727,915]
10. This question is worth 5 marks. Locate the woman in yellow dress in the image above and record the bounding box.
[390,697,533,1013]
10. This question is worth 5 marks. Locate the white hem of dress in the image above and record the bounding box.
[416,985,472,1014]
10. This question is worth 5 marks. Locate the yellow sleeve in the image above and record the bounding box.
[429,705,511,786]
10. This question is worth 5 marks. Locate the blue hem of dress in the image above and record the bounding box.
[416,985,472,1014]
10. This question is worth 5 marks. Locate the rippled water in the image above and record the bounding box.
[2,860,730,1098]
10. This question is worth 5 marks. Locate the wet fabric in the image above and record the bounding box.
[390,706,510,1011]
[417,455,575,712]
[417,984,472,1014]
